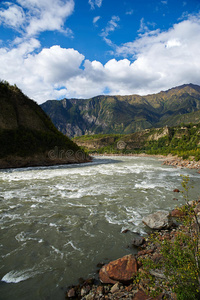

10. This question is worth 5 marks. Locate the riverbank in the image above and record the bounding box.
[0,152,92,169]
[65,202,200,300]
[162,155,200,170]
[92,153,200,171]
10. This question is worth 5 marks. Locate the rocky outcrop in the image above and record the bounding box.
[163,157,200,170]
[142,210,173,230]
[147,126,169,141]
[99,254,138,284]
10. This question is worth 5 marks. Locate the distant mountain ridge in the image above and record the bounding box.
[0,81,89,168]
[41,83,200,137]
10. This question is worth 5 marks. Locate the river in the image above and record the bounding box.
[0,156,199,300]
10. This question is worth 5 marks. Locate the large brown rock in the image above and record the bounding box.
[99,254,138,284]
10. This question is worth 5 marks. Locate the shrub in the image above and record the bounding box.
[135,176,200,300]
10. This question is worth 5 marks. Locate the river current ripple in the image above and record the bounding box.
[0,156,199,300]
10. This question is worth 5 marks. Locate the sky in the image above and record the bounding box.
[0,0,200,104]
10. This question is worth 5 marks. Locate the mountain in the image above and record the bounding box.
[0,81,90,169]
[41,84,200,137]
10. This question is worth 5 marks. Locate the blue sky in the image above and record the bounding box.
[0,0,200,104]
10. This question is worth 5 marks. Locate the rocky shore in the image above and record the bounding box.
[93,153,200,171]
[162,156,200,170]
[65,202,200,300]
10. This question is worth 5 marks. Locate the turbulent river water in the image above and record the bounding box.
[0,156,200,300]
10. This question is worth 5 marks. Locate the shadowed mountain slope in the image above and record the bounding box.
[0,81,89,168]
[41,84,200,137]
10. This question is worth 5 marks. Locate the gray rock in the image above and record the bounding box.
[142,210,172,230]
[149,269,166,279]
[132,236,145,247]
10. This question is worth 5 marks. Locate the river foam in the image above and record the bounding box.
[0,156,199,300]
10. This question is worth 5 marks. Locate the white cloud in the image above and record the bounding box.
[0,41,84,103]
[25,46,84,83]
[0,0,74,36]
[0,14,200,103]
[137,18,156,34]
[126,10,134,15]
[89,0,103,10]
[138,18,149,33]
[0,3,25,29]
[100,16,120,46]
[166,39,181,48]
[93,16,101,26]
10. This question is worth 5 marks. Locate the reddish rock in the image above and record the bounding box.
[137,249,154,257]
[152,253,163,263]
[96,285,104,295]
[132,290,150,300]
[171,208,185,217]
[133,289,163,300]
[99,254,138,284]
[67,288,75,298]
[173,189,180,193]
[125,284,134,292]
[122,229,129,233]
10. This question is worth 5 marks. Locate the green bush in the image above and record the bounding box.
[135,176,200,300]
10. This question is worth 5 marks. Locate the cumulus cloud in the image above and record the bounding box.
[0,13,200,103]
[89,0,103,10]
[0,3,25,29]
[0,42,84,102]
[0,0,74,36]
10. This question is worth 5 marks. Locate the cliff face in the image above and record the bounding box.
[41,84,200,137]
[0,81,90,169]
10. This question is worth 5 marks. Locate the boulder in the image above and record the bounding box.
[132,235,145,247]
[67,288,75,298]
[142,210,172,230]
[194,203,200,214]
[99,254,138,284]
